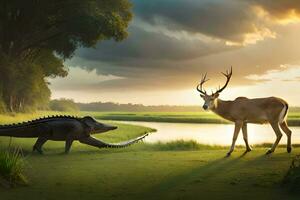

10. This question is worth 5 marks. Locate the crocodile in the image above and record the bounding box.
[0,115,149,154]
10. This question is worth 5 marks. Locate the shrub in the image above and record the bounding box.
[0,147,28,187]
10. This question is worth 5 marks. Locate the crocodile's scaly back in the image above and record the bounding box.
[0,115,80,138]
[0,115,80,127]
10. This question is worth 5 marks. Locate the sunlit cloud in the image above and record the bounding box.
[276,9,300,25]
[246,65,300,82]
[251,1,300,25]
[226,26,276,46]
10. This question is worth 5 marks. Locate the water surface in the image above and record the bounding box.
[121,121,300,145]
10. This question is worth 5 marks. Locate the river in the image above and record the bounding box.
[121,121,300,145]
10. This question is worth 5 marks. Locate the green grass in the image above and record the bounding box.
[84,111,300,126]
[86,111,226,124]
[0,146,299,200]
[0,112,299,199]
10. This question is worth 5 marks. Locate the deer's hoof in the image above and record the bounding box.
[225,152,231,158]
[265,149,273,155]
[287,147,292,153]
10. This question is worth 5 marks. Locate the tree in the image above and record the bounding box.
[0,0,132,112]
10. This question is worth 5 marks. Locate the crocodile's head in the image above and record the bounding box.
[81,116,117,134]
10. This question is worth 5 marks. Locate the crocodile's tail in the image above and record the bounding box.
[102,133,149,148]
[80,133,149,149]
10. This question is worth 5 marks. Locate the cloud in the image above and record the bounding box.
[251,0,300,24]
[132,0,276,44]
[76,25,234,62]
[56,0,300,93]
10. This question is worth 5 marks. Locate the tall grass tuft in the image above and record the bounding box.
[141,140,227,151]
[282,155,300,193]
[0,147,28,187]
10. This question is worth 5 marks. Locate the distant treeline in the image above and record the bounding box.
[77,101,300,112]
[49,99,300,113]
[77,102,204,112]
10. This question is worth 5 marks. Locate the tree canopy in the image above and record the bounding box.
[0,0,132,112]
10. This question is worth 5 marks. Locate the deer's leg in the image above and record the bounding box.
[267,122,283,154]
[226,121,243,157]
[242,123,252,152]
[279,121,292,153]
[33,136,48,154]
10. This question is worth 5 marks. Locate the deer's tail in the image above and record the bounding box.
[279,102,289,124]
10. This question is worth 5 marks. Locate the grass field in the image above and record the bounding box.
[0,145,299,200]
[85,111,300,126]
[0,112,299,199]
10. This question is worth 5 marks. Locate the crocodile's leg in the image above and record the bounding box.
[65,138,74,154]
[79,137,106,148]
[33,136,48,154]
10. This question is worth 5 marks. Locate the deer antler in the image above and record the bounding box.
[215,66,232,94]
[196,73,209,95]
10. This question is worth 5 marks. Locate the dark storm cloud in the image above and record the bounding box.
[132,0,255,42]
[76,25,234,64]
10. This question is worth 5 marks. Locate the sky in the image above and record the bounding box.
[50,0,300,106]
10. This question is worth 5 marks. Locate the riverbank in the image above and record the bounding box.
[2,111,300,126]
[85,111,300,126]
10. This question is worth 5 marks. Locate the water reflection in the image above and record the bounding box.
[121,121,300,145]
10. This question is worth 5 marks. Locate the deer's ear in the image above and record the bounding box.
[213,93,219,98]
[200,94,205,98]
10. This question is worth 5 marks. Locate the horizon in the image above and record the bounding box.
[49,1,300,106]
[59,99,300,108]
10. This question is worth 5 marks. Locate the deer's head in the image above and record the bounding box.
[196,67,232,110]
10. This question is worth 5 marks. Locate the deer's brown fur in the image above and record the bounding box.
[197,67,292,156]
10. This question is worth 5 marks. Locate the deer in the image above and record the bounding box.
[196,67,292,157]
